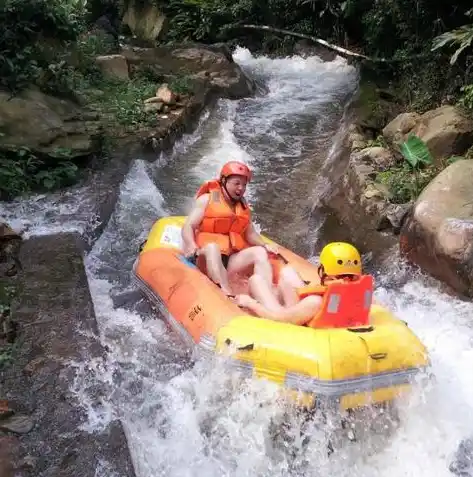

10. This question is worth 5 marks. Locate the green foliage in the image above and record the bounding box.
[398,133,433,199]
[432,24,473,65]
[400,134,433,169]
[376,135,470,203]
[376,164,439,204]
[38,34,112,100]
[459,84,473,110]
[85,77,160,128]
[0,147,80,200]
[376,134,436,203]
[0,0,86,93]
[160,0,473,110]
[432,8,473,65]
[169,75,194,94]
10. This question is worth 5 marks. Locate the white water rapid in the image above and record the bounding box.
[1,47,473,477]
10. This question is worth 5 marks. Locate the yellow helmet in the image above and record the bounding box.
[319,242,362,276]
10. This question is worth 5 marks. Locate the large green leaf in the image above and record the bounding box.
[431,24,473,64]
[400,134,433,169]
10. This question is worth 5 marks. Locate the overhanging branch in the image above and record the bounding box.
[228,24,430,64]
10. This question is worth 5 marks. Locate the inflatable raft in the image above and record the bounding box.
[132,216,431,411]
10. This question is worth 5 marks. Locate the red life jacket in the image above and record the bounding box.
[302,275,374,329]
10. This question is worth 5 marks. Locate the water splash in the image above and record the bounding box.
[3,45,472,477]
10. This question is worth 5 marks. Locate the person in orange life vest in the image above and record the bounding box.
[235,242,364,325]
[181,161,279,296]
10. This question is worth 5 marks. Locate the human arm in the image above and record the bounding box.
[181,194,209,255]
[244,221,279,253]
[236,294,322,326]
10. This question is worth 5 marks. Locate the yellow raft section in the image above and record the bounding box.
[138,216,431,411]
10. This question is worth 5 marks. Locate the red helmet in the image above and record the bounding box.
[219,161,252,182]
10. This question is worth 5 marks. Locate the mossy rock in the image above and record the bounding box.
[353,81,403,136]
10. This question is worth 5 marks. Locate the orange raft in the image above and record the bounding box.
[132,216,431,411]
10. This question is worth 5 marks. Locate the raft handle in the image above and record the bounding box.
[225,338,254,351]
[347,326,374,333]
[370,353,387,360]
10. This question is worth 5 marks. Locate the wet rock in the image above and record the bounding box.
[450,437,473,477]
[0,222,23,277]
[355,146,396,171]
[122,43,256,99]
[22,355,62,376]
[1,233,136,476]
[377,202,413,234]
[0,400,14,420]
[318,141,398,258]
[0,436,20,477]
[383,106,473,164]
[139,83,215,153]
[352,81,403,135]
[382,112,420,145]
[347,124,368,151]
[0,415,35,434]
[0,89,101,160]
[363,182,389,199]
[400,159,473,297]
[95,54,129,80]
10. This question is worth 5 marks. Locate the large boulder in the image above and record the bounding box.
[122,0,168,43]
[351,81,404,136]
[317,142,411,257]
[95,54,130,80]
[383,106,473,164]
[0,89,101,159]
[400,159,473,297]
[1,233,137,477]
[121,43,256,99]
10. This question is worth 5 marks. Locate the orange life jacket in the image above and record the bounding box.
[194,180,251,256]
[301,275,374,329]
[297,283,328,299]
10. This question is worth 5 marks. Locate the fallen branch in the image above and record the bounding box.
[229,24,431,64]
[235,24,369,62]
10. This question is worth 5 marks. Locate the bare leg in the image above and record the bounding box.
[199,243,232,294]
[247,274,284,313]
[277,265,305,307]
[239,273,323,325]
[227,246,273,287]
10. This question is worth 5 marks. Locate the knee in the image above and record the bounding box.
[279,265,293,281]
[248,274,261,287]
[279,265,301,285]
[251,246,270,263]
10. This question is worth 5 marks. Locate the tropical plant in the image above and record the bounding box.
[431,8,473,64]
[399,133,433,198]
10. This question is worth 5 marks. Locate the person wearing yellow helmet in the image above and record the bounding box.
[182,161,278,296]
[235,242,365,325]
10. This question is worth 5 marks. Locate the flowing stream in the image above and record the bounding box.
[2,47,473,477]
